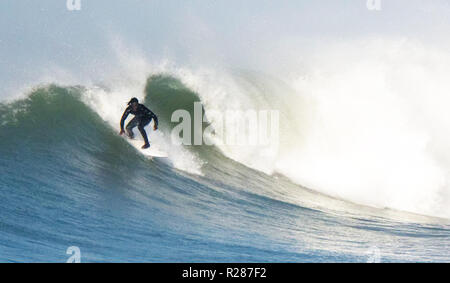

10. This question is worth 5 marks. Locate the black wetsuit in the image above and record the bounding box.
[120,104,158,145]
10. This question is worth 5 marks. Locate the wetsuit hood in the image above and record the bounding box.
[127,97,139,105]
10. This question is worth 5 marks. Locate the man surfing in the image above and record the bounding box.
[119,97,158,149]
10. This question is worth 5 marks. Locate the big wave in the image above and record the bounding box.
[3,37,450,220]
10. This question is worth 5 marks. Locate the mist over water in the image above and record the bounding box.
[281,39,450,218]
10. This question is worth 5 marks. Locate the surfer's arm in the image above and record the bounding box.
[142,105,158,128]
[150,112,158,128]
[120,107,131,131]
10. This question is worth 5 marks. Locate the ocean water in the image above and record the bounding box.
[0,81,449,262]
[1,1,450,262]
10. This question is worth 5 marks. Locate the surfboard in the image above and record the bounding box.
[126,137,169,158]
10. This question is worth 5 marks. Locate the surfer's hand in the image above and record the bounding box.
[119,129,125,135]
[153,125,158,131]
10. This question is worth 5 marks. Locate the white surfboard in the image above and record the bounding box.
[126,138,168,158]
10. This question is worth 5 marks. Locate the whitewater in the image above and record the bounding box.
[1,1,450,262]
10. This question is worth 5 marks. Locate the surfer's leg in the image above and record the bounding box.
[138,118,151,147]
[125,117,138,138]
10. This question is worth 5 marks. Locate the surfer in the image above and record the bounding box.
[119,97,158,149]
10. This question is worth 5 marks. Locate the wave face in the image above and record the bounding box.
[137,57,450,220]
[0,83,449,262]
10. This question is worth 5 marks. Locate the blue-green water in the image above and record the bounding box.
[0,82,449,262]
